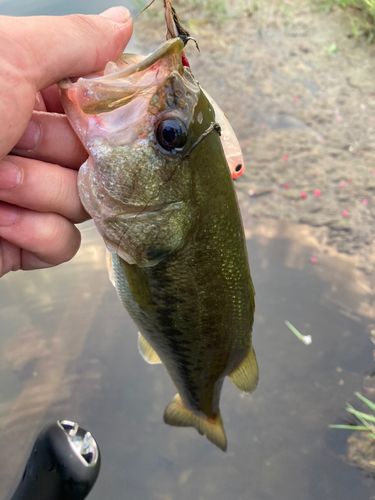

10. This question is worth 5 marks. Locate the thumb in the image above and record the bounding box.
[0,8,133,92]
[100,5,132,23]
[0,8,133,159]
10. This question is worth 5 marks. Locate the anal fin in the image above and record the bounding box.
[164,394,227,452]
[138,333,161,365]
[229,346,259,393]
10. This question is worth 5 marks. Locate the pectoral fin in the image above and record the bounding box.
[164,394,227,452]
[138,333,161,364]
[229,346,259,393]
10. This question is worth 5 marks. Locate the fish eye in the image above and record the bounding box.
[156,118,187,152]
[235,164,242,173]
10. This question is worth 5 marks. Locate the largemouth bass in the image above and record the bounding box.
[59,7,257,452]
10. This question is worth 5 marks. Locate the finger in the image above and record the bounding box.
[0,9,133,160]
[34,92,47,112]
[0,201,81,270]
[0,238,65,276]
[0,156,89,223]
[12,111,88,170]
[41,85,65,113]
[0,8,133,92]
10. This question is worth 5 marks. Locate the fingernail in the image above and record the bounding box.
[15,120,41,151]
[0,202,19,226]
[0,159,22,190]
[100,6,131,24]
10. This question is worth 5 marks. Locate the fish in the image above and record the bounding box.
[59,4,257,451]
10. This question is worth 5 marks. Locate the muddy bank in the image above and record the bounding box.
[136,0,375,273]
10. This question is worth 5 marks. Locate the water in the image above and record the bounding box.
[1,0,375,498]
[1,216,374,499]
[0,0,139,17]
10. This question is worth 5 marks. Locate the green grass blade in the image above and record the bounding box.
[329,425,370,431]
[285,321,312,345]
[346,408,375,423]
[346,406,375,431]
[330,392,375,441]
[355,392,375,412]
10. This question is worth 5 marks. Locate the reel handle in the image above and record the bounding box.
[10,420,101,500]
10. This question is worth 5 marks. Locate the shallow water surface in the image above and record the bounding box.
[0,215,374,500]
[0,0,137,16]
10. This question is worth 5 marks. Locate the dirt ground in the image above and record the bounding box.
[347,431,375,477]
[136,0,375,273]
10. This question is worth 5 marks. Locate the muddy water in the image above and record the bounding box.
[1,215,374,500]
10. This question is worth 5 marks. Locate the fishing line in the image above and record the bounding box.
[182,122,221,159]
[80,225,96,232]
[134,0,156,20]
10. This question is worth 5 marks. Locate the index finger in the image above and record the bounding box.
[0,7,133,92]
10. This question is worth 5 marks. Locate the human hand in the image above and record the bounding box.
[0,7,133,278]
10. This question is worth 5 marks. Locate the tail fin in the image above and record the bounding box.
[163,394,227,451]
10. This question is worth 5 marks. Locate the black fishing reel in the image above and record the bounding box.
[10,420,101,500]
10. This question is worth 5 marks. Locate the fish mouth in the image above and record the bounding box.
[101,37,185,82]
[59,37,185,91]
[58,37,186,124]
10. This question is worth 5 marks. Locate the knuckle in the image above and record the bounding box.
[45,167,79,221]
[41,216,81,265]
[47,169,65,208]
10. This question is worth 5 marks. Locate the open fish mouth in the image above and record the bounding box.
[59,35,200,163]
[59,37,185,94]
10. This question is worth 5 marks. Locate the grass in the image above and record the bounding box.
[171,0,261,16]
[285,321,312,345]
[324,42,340,53]
[134,0,375,37]
[131,0,262,22]
[330,392,375,440]
[315,0,375,40]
